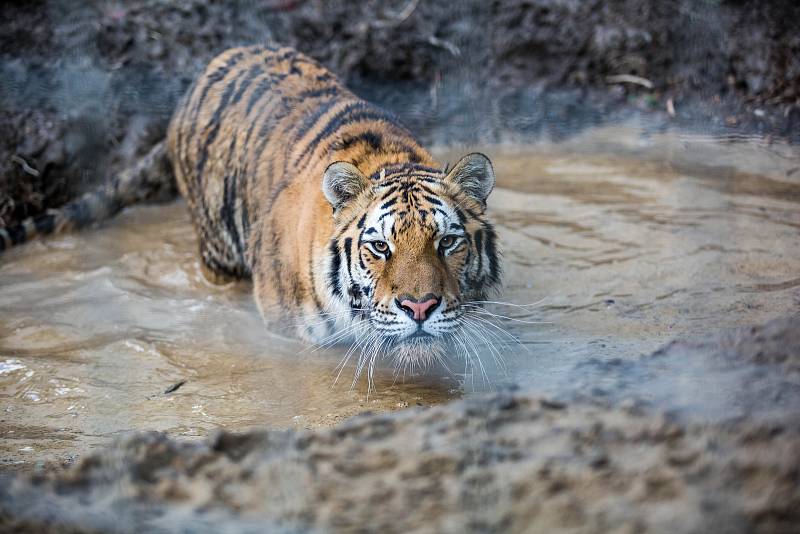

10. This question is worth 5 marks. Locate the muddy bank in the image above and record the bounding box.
[2,0,800,229]
[1,317,798,533]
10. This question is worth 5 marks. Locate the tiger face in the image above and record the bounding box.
[321,153,501,358]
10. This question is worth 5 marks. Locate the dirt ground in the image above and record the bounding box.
[1,317,798,533]
[1,0,799,229]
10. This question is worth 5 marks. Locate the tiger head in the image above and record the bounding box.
[322,153,501,360]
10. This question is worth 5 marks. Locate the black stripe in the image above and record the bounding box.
[422,195,442,206]
[483,224,500,283]
[245,74,285,116]
[256,43,280,53]
[299,109,400,168]
[179,52,245,186]
[239,84,289,188]
[392,142,424,163]
[272,48,296,63]
[298,86,339,99]
[450,242,467,254]
[195,69,246,180]
[243,89,297,202]
[258,97,298,180]
[240,195,250,244]
[245,77,271,116]
[379,198,397,210]
[250,227,264,271]
[474,229,484,276]
[349,284,363,318]
[290,97,343,148]
[221,167,242,259]
[190,51,245,126]
[331,130,383,152]
[415,183,439,196]
[357,213,367,229]
[328,239,342,298]
[265,173,293,211]
[343,237,353,281]
[231,64,265,106]
[380,187,399,200]
[367,163,441,181]
[464,207,482,220]
[292,102,373,166]
[269,228,287,307]
[253,99,296,189]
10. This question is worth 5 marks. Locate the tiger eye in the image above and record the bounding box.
[439,235,456,248]
[372,241,389,253]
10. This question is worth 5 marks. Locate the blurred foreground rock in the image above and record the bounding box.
[1,317,799,533]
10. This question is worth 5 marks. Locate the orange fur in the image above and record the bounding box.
[167,45,501,346]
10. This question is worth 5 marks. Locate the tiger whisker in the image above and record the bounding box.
[292,308,370,329]
[460,317,509,376]
[463,297,550,309]
[463,312,530,354]
[451,328,489,387]
[461,320,503,373]
[352,331,383,390]
[332,327,374,385]
[365,335,390,393]
[461,305,552,324]
[346,333,374,389]
[366,337,390,396]
[306,322,364,354]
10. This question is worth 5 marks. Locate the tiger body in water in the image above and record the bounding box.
[2,45,502,366]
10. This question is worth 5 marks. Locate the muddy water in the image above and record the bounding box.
[2,129,799,470]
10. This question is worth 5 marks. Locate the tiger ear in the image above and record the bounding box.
[322,162,370,209]
[444,153,495,204]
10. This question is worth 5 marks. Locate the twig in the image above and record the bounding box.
[372,0,419,28]
[164,380,186,394]
[427,35,461,57]
[606,74,654,90]
[10,155,40,177]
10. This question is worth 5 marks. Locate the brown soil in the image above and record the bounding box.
[1,0,799,229]
[1,317,798,533]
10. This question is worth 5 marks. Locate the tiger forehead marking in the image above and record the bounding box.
[166,44,502,366]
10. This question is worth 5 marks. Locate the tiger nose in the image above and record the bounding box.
[396,294,441,323]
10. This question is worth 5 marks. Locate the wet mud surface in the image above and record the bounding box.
[1,317,799,533]
[1,132,799,485]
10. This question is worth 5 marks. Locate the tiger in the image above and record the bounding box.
[1,44,501,368]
